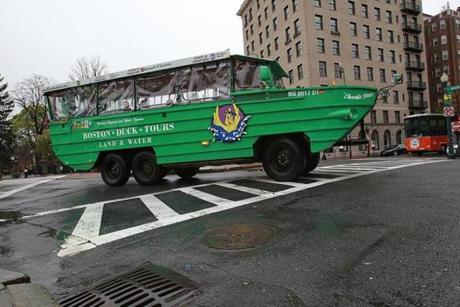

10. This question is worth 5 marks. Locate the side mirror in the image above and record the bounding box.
[259,66,274,88]
[392,73,403,84]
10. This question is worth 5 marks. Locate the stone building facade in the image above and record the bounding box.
[237,0,429,154]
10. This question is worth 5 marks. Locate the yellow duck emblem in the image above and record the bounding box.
[213,104,241,133]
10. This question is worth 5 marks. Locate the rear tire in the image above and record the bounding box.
[304,152,320,174]
[101,153,130,187]
[262,138,304,182]
[175,167,200,179]
[131,151,163,186]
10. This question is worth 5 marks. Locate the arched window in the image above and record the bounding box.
[371,130,380,150]
[384,130,391,148]
[396,130,402,145]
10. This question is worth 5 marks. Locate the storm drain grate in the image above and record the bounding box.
[59,263,200,307]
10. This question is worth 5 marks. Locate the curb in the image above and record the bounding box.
[0,270,58,307]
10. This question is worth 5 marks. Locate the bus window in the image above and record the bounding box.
[68,86,97,118]
[47,86,96,119]
[234,60,262,90]
[98,79,134,115]
[185,61,230,101]
[136,71,176,109]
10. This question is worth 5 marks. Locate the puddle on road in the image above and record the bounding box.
[38,228,71,241]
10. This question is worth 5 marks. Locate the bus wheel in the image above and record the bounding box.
[131,151,162,186]
[101,153,130,187]
[175,167,200,179]
[304,152,320,175]
[262,138,304,182]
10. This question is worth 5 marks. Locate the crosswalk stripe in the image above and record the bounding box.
[72,203,105,239]
[215,182,271,196]
[252,177,309,188]
[139,195,180,220]
[180,187,235,206]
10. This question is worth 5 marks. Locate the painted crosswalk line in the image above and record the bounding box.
[0,175,66,201]
[19,158,445,257]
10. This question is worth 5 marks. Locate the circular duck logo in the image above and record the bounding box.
[410,138,420,149]
[209,104,250,142]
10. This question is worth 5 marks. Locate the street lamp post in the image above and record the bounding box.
[440,72,456,159]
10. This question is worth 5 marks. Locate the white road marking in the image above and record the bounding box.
[72,202,105,239]
[215,182,272,196]
[0,176,66,201]
[23,159,446,257]
[139,195,179,220]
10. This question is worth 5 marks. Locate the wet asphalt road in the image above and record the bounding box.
[1,156,460,306]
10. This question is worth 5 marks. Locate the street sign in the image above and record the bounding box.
[447,84,460,93]
[444,106,455,117]
[452,121,460,132]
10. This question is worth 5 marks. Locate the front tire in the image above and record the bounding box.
[304,152,320,174]
[131,151,163,186]
[175,167,200,179]
[262,138,304,182]
[101,153,130,187]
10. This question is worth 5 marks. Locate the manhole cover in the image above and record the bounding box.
[203,224,274,250]
[59,263,200,307]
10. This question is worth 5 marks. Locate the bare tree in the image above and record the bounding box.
[69,56,108,81]
[12,74,52,138]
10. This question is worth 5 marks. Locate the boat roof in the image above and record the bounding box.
[404,113,442,119]
[44,50,287,93]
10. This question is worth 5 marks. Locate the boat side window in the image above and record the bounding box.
[184,61,230,101]
[234,60,262,90]
[47,86,97,119]
[136,71,177,109]
[98,78,134,115]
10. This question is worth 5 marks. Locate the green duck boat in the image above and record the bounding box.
[44,50,384,186]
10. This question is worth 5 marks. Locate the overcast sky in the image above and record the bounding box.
[0,0,458,90]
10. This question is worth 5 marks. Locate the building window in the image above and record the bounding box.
[251,41,255,51]
[361,4,368,18]
[367,67,374,81]
[259,32,263,44]
[266,25,270,38]
[354,65,361,80]
[441,35,447,45]
[272,0,276,11]
[284,6,289,20]
[386,10,392,23]
[395,111,401,124]
[295,41,302,57]
[376,28,383,41]
[396,130,402,145]
[246,45,250,55]
[250,24,254,35]
[371,130,380,150]
[352,44,359,58]
[383,112,389,124]
[285,27,291,42]
[294,19,301,36]
[319,61,327,77]
[260,50,264,58]
[348,1,355,15]
[258,15,262,27]
[267,44,272,56]
[287,48,293,63]
[297,64,304,80]
[379,69,386,83]
[334,63,342,79]
[264,7,268,19]
[314,0,321,7]
[315,15,323,30]
[442,50,448,60]
[317,38,325,53]
[388,30,394,43]
[256,0,260,9]
[374,7,381,21]
[393,90,399,104]
[350,22,357,36]
[389,50,396,63]
[363,25,370,39]
[440,19,446,29]
[332,40,340,55]
[384,129,391,147]
[245,30,249,40]
[378,48,384,62]
[371,111,377,124]
[249,8,253,21]
[292,0,299,12]
[365,46,372,60]
[274,37,279,50]
[330,18,339,33]
[288,69,294,84]
[329,0,336,10]
[273,18,278,31]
